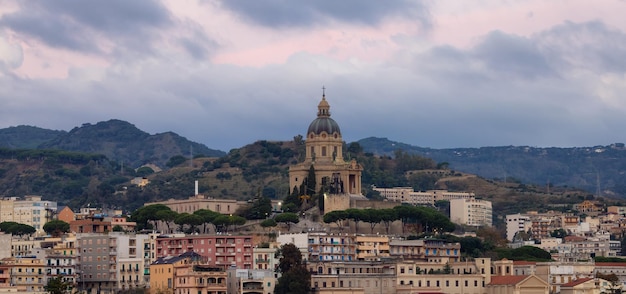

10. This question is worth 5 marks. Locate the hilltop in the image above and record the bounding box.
[0,119,225,168]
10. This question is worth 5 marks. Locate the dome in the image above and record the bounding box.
[307,117,341,135]
[307,94,341,136]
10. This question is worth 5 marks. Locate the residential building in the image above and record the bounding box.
[355,235,390,261]
[389,239,461,263]
[450,198,493,227]
[70,215,112,234]
[308,233,357,262]
[373,187,475,206]
[0,196,57,234]
[5,256,46,292]
[76,233,118,294]
[252,243,279,270]
[154,234,254,269]
[309,261,396,294]
[149,251,205,294]
[227,269,276,294]
[145,194,241,215]
[506,213,532,242]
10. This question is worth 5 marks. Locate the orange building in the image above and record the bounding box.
[57,206,76,223]
[150,251,206,294]
[70,215,111,233]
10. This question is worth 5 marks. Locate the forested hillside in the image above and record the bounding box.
[358,137,626,198]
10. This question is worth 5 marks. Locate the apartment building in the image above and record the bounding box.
[373,187,475,206]
[226,269,276,294]
[450,198,493,227]
[252,243,279,270]
[355,235,390,261]
[308,233,357,262]
[0,196,57,234]
[309,261,397,294]
[4,256,46,292]
[389,239,461,263]
[76,233,118,294]
[154,234,254,269]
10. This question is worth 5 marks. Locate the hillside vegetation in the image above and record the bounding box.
[359,137,626,198]
[0,119,225,168]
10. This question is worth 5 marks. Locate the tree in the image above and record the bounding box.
[274,243,310,294]
[379,208,398,234]
[212,215,247,233]
[112,225,124,232]
[129,204,172,231]
[194,209,220,233]
[550,228,568,238]
[345,208,365,233]
[174,213,203,233]
[0,221,36,236]
[260,219,277,231]
[156,209,178,233]
[43,220,70,237]
[244,196,272,220]
[274,213,300,231]
[596,272,622,294]
[45,277,71,294]
[166,155,187,168]
[323,210,348,232]
[363,208,382,234]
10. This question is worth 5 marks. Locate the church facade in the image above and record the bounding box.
[288,92,365,213]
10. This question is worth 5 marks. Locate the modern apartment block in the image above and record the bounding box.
[389,239,461,263]
[355,235,390,261]
[450,198,493,227]
[76,233,118,294]
[0,196,57,234]
[308,233,357,262]
[373,187,475,206]
[154,235,254,269]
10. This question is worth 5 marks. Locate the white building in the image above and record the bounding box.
[450,198,493,227]
[506,213,532,241]
[373,187,475,206]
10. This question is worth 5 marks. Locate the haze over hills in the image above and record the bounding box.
[1,120,626,198]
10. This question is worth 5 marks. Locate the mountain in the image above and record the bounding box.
[0,125,66,149]
[358,137,626,198]
[3,119,226,167]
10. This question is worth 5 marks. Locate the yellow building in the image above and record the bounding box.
[3,256,46,292]
[288,92,364,213]
[354,235,389,261]
[149,251,206,294]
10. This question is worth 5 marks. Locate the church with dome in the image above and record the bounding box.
[288,91,366,213]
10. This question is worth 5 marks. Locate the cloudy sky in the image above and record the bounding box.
[1,1,626,152]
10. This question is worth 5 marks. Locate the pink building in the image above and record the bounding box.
[155,235,254,269]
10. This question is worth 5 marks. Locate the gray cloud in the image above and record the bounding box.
[0,0,172,54]
[1,20,626,152]
[472,31,556,79]
[535,21,626,73]
[218,0,431,29]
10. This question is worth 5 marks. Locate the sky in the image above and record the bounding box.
[1,1,626,152]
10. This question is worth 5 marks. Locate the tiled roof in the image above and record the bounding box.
[488,275,529,285]
[151,251,202,265]
[513,261,537,265]
[561,278,594,287]
[595,262,626,267]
